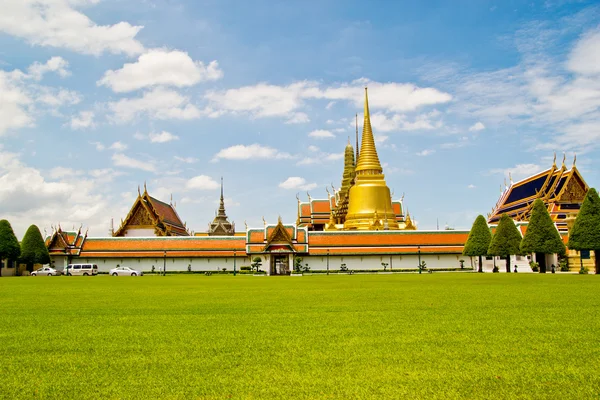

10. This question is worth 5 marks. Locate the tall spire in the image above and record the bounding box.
[208,177,234,236]
[355,88,383,174]
[355,113,359,163]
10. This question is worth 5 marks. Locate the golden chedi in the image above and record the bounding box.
[344,88,399,230]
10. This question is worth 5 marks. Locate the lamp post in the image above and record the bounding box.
[233,250,237,276]
[390,255,393,271]
[326,249,330,275]
[418,245,421,274]
[163,250,166,276]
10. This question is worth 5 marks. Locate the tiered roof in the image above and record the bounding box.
[45,226,86,256]
[488,156,588,231]
[114,185,189,236]
[208,178,235,236]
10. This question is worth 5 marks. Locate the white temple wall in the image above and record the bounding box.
[479,255,533,272]
[301,254,465,271]
[70,256,254,273]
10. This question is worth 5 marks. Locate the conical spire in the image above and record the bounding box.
[355,88,383,174]
[208,177,234,236]
[217,177,226,217]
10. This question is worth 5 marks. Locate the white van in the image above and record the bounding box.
[65,264,98,276]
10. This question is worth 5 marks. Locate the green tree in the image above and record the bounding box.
[463,215,492,273]
[251,256,262,273]
[19,225,50,272]
[520,199,566,273]
[0,220,21,277]
[488,214,522,273]
[568,188,600,274]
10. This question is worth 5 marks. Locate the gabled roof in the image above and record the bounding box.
[114,187,188,236]
[488,158,589,229]
[46,226,87,256]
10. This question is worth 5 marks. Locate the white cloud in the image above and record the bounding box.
[326,101,336,110]
[279,177,317,190]
[325,153,343,161]
[369,111,442,132]
[149,131,179,143]
[112,153,156,172]
[468,121,485,131]
[0,146,112,238]
[70,110,95,130]
[98,50,222,93]
[27,56,70,80]
[107,87,201,123]
[0,70,34,135]
[212,144,292,161]
[174,156,198,164]
[308,145,320,152]
[375,135,388,144]
[567,27,600,76]
[416,149,435,156]
[489,163,544,180]
[204,78,451,122]
[109,141,127,151]
[186,175,219,190]
[308,129,335,139]
[0,0,144,56]
[468,184,476,189]
[90,141,104,151]
[285,112,310,124]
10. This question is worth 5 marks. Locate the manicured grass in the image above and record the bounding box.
[0,274,598,399]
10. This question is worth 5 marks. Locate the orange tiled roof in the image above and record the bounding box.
[311,199,331,214]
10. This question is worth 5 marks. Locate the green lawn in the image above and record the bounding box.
[0,274,598,399]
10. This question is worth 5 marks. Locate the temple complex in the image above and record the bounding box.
[42,89,594,275]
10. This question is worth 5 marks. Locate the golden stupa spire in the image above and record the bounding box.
[355,88,383,174]
[343,87,399,230]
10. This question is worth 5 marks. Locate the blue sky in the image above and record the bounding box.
[1,0,599,237]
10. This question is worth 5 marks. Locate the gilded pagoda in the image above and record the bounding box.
[297,88,415,232]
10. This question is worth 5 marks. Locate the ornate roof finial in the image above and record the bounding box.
[143,181,147,193]
[553,152,557,167]
[509,172,513,184]
[262,216,267,227]
[137,185,141,197]
[325,186,331,198]
[278,215,282,224]
[401,192,405,202]
[306,191,312,201]
[296,192,300,204]
[562,152,566,167]
[504,177,507,187]
[573,153,577,167]
[170,193,173,205]
[244,220,248,230]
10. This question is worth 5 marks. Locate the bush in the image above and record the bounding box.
[559,258,569,272]
[240,266,251,271]
[492,266,499,273]
[529,261,539,272]
[579,266,589,274]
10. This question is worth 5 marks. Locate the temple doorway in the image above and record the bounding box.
[271,255,290,275]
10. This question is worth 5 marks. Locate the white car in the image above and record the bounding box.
[31,267,58,276]
[110,266,143,276]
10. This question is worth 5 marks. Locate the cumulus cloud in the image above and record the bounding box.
[567,27,600,76]
[98,50,223,92]
[112,153,156,172]
[212,144,293,161]
[27,56,70,80]
[134,131,180,143]
[279,177,317,190]
[174,156,198,164]
[416,149,435,156]
[204,78,451,122]
[0,0,144,56]
[109,141,127,151]
[468,122,485,131]
[69,110,95,130]
[308,129,335,139]
[488,163,545,180]
[106,87,201,123]
[186,175,220,190]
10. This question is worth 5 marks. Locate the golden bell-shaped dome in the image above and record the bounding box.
[344,88,399,230]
